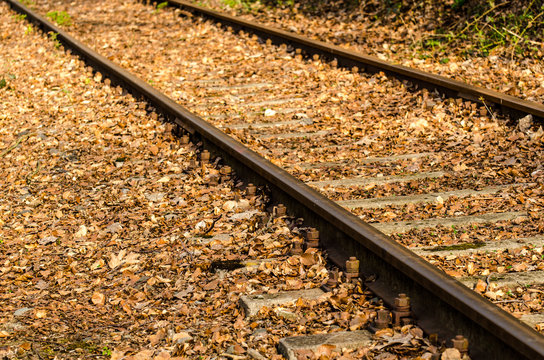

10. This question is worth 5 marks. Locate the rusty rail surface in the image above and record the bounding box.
[4,0,544,359]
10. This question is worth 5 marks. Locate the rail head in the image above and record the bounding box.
[4,0,544,358]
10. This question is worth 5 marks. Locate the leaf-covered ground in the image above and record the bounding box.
[191,0,544,103]
[0,4,445,359]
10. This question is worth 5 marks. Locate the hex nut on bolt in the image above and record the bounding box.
[345,256,359,283]
[392,293,412,326]
[181,135,189,144]
[290,240,303,255]
[201,150,210,164]
[452,335,469,355]
[373,308,391,330]
[275,203,287,217]
[246,183,256,197]
[326,268,338,288]
[306,228,319,248]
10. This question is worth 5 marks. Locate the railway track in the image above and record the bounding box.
[4,0,544,358]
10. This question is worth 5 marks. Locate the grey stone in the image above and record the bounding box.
[258,130,329,140]
[413,235,544,257]
[459,270,544,288]
[247,348,266,360]
[38,236,58,245]
[145,192,165,202]
[240,288,325,317]
[374,211,526,235]
[308,171,444,189]
[337,185,516,210]
[520,312,544,327]
[294,152,435,170]
[105,222,123,233]
[278,330,373,360]
[229,210,260,221]
[14,307,33,317]
[251,328,268,339]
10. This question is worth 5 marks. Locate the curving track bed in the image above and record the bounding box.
[3,0,544,359]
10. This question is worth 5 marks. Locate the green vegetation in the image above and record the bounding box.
[154,1,169,13]
[102,346,112,356]
[359,0,544,58]
[0,78,6,89]
[226,0,543,59]
[19,0,35,6]
[48,32,61,49]
[46,10,72,26]
[24,24,33,35]
[12,13,27,21]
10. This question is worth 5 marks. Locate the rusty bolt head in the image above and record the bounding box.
[374,309,391,329]
[345,256,360,274]
[352,66,359,73]
[313,54,319,61]
[331,59,338,67]
[246,183,256,196]
[220,166,232,175]
[306,228,319,248]
[208,175,219,186]
[394,293,410,309]
[290,240,303,255]
[296,48,302,54]
[452,335,469,354]
[307,228,319,241]
[275,204,286,217]
[181,135,189,144]
[189,159,198,169]
[326,268,338,288]
[201,150,210,163]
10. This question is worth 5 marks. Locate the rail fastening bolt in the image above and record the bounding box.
[352,66,359,73]
[220,166,232,183]
[452,335,469,354]
[326,268,338,288]
[306,228,319,248]
[374,308,391,330]
[392,293,412,326]
[275,203,286,217]
[290,240,303,255]
[394,293,410,310]
[189,159,198,169]
[345,256,359,283]
[246,183,256,197]
[181,135,189,144]
[313,54,319,61]
[201,150,210,164]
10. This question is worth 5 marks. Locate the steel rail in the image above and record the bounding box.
[4,0,543,358]
[166,0,544,123]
